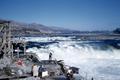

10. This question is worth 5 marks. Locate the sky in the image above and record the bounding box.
[0,0,120,31]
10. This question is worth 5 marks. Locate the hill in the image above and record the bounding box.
[0,19,72,36]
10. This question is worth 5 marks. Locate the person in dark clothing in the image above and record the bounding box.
[49,52,52,60]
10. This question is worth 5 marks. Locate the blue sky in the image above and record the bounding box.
[0,0,120,31]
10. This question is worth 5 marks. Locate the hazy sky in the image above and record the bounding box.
[0,0,120,31]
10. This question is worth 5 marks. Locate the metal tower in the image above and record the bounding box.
[0,20,12,58]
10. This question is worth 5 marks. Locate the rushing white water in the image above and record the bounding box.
[13,36,72,42]
[26,37,120,80]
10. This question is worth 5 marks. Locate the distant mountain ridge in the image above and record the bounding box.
[0,19,73,36]
[0,19,117,37]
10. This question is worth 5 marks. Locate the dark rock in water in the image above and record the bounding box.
[69,67,79,74]
[26,41,58,49]
[113,28,120,34]
[103,39,120,49]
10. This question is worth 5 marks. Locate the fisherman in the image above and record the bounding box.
[49,52,52,60]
